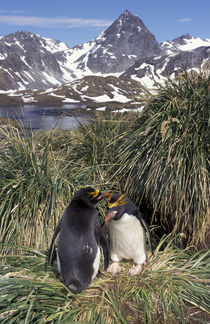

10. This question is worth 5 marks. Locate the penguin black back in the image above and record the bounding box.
[48,187,110,293]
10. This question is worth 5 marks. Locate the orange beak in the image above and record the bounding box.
[105,210,118,225]
[97,192,111,201]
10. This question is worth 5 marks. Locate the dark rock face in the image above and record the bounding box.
[0,31,69,90]
[84,10,164,73]
[122,46,210,84]
[172,33,192,45]
[164,47,210,75]
[101,10,162,56]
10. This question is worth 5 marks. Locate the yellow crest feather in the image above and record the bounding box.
[107,194,127,208]
[89,188,99,199]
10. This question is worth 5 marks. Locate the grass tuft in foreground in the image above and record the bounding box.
[0,236,209,323]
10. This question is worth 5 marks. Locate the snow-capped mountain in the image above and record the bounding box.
[0,10,209,93]
[70,10,164,75]
[161,33,210,55]
[122,46,210,88]
[0,10,164,91]
[0,31,75,90]
[122,34,210,86]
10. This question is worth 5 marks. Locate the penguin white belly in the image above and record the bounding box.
[109,213,146,264]
[91,246,100,280]
[57,251,61,273]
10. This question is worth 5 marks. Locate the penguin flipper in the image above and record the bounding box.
[94,219,110,270]
[47,220,62,265]
[135,211,154,255]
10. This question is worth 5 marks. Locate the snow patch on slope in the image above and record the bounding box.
[178,37,210,51]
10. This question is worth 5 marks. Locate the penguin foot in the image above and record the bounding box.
[107,262,121,275]
[129,264,142,276]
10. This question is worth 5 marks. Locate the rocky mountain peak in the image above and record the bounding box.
[172,33,192,45]
[104,10,148,39]
[0,30,70,90]
[3,31,39,44]
[116,9,140,25]
[79,10,164,74]
[122,9,132,16]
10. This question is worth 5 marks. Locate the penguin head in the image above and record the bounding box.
[76,187,111,206]
[105,193,128,224]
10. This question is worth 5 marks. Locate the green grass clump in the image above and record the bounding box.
[0,126,77,254]
[119,71,209,248]
[0,236,209,323]
[0,113,130,253]
[71,113,132,189]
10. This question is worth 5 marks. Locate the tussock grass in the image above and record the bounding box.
[0,113,129,253]
[119,72,209,248]
[0,125,76,254]
[0,236,209,323]
[71,113,132,188]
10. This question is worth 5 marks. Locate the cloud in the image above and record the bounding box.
[0,14,112,28]
[0,9,29,14]
[10,10,29,14]
[179,18,192,23]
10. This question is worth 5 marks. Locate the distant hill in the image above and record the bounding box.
[0,75,145,108]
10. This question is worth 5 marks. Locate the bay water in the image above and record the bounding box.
[0,104,88,131]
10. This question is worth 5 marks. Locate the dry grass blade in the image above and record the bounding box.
[0,237,209,323]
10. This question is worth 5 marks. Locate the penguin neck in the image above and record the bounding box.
[76,197,97,209]
[67,200,98,230]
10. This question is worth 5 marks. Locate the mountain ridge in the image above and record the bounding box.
[0,10,209,94]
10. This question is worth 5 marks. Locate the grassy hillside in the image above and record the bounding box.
[0,71,209,323]
[0,75,144,107]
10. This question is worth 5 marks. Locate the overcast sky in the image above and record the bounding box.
[0,0,209,47]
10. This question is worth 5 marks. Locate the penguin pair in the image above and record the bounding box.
[48,187,110,294]
[105,194,153,276]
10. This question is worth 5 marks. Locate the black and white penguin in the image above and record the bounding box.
[105,194,153,276]
[48,187,110,293]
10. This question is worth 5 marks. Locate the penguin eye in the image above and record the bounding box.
[107,194,114,208]
[89,188,99,200]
